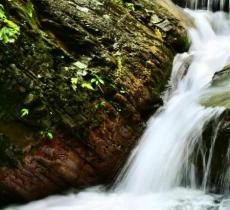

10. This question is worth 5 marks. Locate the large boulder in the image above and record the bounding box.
[0,0,190,206]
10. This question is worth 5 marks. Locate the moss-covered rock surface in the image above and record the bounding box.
[0,0,190,206]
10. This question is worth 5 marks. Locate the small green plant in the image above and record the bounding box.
[125,3,135,11]
[74,61,88,70]
[91,75,104,86]
[47,131,54,140]
[95,100,106,110]
[71,77,78,91]
[114,1,135,11]
[155,28,163,41]
[68,61,105,92]
[40,130,54,140]
[91,74,105,93]
[115,0,124,5]
[20,108,29,117]
[0,4,5,19]
[25,1,35,20]
[81,82,94,90]
[0,4,20,44]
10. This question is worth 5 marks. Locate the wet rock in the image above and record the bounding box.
[195,65,230,193]
[200,65,230,109]
[0,0,190,206]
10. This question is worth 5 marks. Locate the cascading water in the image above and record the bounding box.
[113,8,230,196]
[175,0,230,11]
[4,2,230,210]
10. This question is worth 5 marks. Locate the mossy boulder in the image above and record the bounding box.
[0,0,190,206]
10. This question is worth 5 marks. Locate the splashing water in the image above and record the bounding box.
[4,8,230,210]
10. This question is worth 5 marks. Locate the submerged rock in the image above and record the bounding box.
[0,0,190,206]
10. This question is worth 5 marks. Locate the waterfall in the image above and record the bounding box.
[114,9,230,194]
[177,0,230,11]
[4,5,230,210]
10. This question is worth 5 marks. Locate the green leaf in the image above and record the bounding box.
[81,82,94,90]
[47,131,54,140]
[96,100,106,109]
[77,68,88,76]
[91,78,97,83]
[126,3,135,11]
[20,108,29,117]
[98,78,104,85]
[40,130,54,140]
[155,28,163,40]
[0,4,6,19]
[91,75,105,86]
[115,0,124,6]
[71,77,78,91]
[74,61,87,69]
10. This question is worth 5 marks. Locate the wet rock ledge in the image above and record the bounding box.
[0,0,190,206]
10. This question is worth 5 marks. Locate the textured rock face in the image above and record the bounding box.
[193,66,230,193]
[200,65,230,109]
[0,0,190,206]
[194,110,230,193]
[208,66,230,193]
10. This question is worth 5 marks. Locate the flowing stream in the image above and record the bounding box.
[4,3,230,210]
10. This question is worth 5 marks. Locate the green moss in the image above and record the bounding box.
[114,57,124,78]
[114,0,135,11]
[114,0,124,5]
